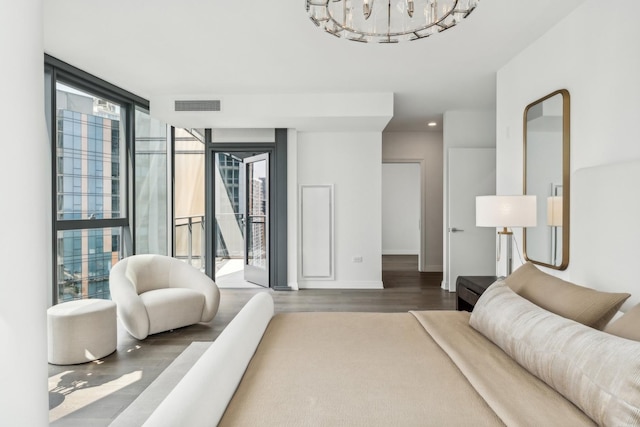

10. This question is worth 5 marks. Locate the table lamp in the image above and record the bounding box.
[476,195,537,276]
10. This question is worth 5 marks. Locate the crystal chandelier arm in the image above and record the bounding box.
[431,0,438,25]
[363,0,373,19]
[307,0,479,43]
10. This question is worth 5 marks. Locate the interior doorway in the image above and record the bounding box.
[382,255,419,272]
[381,162,421,271]
[213,151,269,288]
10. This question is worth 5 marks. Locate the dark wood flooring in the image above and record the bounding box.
[49,255,451,426]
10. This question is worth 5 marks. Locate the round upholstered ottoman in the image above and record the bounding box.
[47,299,117,365]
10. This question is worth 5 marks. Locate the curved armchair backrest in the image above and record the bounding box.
[109,257,150,339]
[124,254,173,294]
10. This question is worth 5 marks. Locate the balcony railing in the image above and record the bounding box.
[174,212,249,272]
[175,215,205,270]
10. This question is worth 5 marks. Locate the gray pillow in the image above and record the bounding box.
[605,303,640,341]
[504,262,629,329]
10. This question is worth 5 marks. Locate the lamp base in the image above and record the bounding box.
[497,228,514,276]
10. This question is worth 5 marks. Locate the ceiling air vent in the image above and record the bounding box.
[174,100,221,112]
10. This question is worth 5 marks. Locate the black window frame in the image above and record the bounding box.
[45,54,149,303]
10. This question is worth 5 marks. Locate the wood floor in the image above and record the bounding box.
[49,255,452,426]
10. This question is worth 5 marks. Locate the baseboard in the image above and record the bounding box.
[382,250,419,255]
[441,280,456,292]
[298,280,384,290]
[420,264,443,272]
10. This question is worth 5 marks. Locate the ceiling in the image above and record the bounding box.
[43,0,585,132]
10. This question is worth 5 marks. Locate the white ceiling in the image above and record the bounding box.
[43,0,585,132]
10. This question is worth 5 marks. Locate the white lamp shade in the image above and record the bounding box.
[547,196,563,227]
[476,195,537,228]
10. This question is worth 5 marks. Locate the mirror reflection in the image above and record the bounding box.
[523,89,570,270]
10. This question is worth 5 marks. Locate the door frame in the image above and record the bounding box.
[204,129,290,290]
[444,147,496,291]
[381,159,426,271]
[381,161,422,266]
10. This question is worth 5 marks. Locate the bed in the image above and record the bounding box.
[140,160,640,427]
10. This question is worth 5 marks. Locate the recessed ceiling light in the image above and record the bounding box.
[427,122,437,127]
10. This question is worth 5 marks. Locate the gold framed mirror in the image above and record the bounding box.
[523,89,570,270]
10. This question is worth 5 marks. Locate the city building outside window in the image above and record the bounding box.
[54,82,125,301]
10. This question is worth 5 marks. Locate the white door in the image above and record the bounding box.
[446,148,496,291]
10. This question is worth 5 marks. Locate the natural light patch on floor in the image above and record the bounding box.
[48,369,142,422]
[126,344,142,353]
[216,258,261,288]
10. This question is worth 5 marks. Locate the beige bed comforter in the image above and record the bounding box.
[219,311,595,427]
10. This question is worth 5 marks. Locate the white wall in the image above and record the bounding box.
[496,0,640,280]
[297,131,383,289]
[442,111,496,288]
[0,0,50,425]
[382,131,443,272]
[151,93,393,132]
[287,129,299,290]
[381,163,420,256]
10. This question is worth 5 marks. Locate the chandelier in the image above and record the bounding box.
[306,0,479,43]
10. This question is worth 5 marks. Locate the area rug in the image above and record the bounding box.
[109,341,211,427]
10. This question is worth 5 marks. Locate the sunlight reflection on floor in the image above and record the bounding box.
[48,369,142,422]
[216,259,261,288]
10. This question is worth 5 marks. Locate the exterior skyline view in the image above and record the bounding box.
[55,85,123,301]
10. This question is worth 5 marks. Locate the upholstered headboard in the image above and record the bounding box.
[572,159,640,311]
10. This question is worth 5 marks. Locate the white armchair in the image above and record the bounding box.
[109,254,220,340]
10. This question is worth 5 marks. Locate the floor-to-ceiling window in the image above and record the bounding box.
[46,55,157,303]
[174,128,205,269]
[135,108,169,255]
[53,82,126,301]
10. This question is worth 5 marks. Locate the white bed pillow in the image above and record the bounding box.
[470,281,640,426]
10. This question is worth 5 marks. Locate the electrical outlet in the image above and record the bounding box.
[353,256,363,263]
